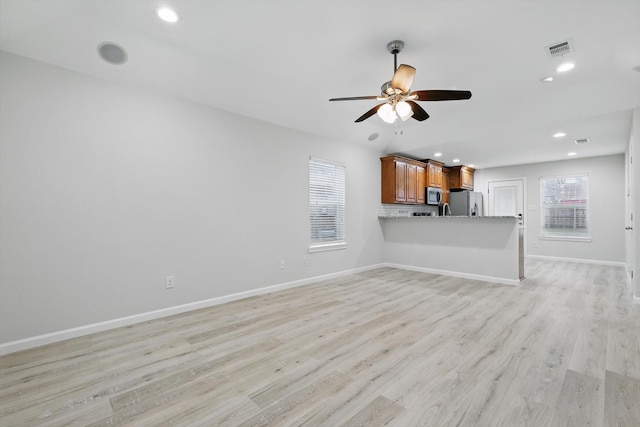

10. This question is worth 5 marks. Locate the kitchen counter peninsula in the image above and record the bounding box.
[378,215,518,219]
[379,215,524,284]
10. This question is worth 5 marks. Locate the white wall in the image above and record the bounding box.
[381,217,522,284]
[475,155,625,264]
[1,50,633,350]
[0,52,385,345]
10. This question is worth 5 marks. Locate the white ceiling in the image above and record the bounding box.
[1,0,639,169]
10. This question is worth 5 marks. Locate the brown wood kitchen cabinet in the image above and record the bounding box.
[424,159,444,188]
[448,165,475,191]
[441,167,450,204]
[380,156,426,204]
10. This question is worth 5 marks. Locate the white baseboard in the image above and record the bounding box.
[526,254,626,267]
[383,262,523,287]
[1,258,630,355]
[0,264,385,356]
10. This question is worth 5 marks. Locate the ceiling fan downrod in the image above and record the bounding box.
[386,40,404,72]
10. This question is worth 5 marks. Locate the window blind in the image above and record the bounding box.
[540,174,589,238]
[309,157,346,251]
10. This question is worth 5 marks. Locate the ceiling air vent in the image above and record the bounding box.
[546,39,574,58]
[574,138,590,145]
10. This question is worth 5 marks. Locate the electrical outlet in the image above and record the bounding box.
[166,275,175,289]
[280,260,285,269]
[301,257,308,267]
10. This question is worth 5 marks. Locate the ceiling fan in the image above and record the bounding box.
[329,40,472,124]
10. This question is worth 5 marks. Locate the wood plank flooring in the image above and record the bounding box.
[1,259,639,426]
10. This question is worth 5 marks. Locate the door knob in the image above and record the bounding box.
[625,226,633,230]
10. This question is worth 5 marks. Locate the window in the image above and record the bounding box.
[540,174,590,240]
[309,157,346,252]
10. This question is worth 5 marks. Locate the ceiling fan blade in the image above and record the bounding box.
[329,95,379,101]
[407,101,429,121]
[390,64,416,94]
[410,90,472,101]
[355,103,385,122]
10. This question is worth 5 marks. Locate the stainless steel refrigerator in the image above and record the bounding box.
[449,191,483,216]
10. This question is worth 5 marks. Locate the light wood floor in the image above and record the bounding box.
[1,260,639,426]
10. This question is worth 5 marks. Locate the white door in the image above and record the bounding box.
[488,179,525,226]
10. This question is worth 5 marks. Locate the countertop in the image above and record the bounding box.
[378,215,518,219]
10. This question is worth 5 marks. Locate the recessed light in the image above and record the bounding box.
[452,158,460,163]
[557,62,575,73]
[553,132,567,138]
[157,7,179,23]
[434,152,442,157]
[568,152,577,156]
[541,76,554,83]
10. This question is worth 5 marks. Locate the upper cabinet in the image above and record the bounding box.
[381,156,426,204]
[441,167,450,204]
[424,159,444,188]
[448,165,475,191]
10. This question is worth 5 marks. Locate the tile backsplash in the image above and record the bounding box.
[378,204,438,218]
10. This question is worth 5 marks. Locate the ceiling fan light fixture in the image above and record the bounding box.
[377,103,396,123]
[396,101,413,121]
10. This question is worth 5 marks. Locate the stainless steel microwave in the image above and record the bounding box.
[426,187,442,205]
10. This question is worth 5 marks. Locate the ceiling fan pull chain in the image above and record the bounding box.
[394,116,404,135]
